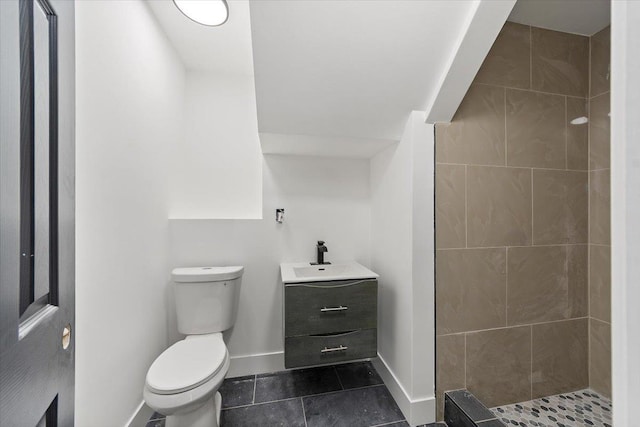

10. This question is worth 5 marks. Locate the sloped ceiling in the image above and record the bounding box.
[249,0,478,142]
[148,0,501,149]
[147,0,610,149]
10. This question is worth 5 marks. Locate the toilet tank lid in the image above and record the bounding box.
[172,266,244,283]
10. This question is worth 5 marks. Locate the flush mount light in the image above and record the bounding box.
[173,0,229,27]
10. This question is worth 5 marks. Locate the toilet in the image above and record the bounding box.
[143,266,244,427]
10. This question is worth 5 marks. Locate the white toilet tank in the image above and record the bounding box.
[171,266,244,335]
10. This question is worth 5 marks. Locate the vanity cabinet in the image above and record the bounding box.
[283,278,378,368]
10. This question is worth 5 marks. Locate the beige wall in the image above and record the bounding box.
[588,26,611,398]
[434,22,612,417]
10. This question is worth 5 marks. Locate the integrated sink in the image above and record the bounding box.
[281,261,378,283]
[293,264,351,278]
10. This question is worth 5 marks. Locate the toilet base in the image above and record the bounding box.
[165,392,222,427]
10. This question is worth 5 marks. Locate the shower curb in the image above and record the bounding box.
[444,390,505,427]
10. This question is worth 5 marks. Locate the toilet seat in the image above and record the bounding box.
[146,333,227,395]
[144,352,230,417]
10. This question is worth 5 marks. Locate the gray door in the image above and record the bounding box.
[1,0,75,425]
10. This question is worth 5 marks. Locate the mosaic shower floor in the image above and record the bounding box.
[492,389,611,427]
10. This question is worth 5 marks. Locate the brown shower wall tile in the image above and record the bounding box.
[590,169,611,245]
[507,245,587,326]
[531,319,589,399]
[589,92,611,171]
[436,248,507,335]
[434,22,605,411]
[435,84,506,166]
[532,169,588,245]
[590,319,612,398]
[466,326,532,408]
[531,27,589,97]
[436,334,466,420]
[466,166,531,247]
[590,244,611,323]
[566,97,589,170]
[590,26,610,97]
[474,22,531,89]
[435,164,466,249]
[506,89,566,169]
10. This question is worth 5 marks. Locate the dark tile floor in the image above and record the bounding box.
[146,361,445,427]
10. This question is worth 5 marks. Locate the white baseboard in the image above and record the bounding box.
[227,350,285,377]
[125,400,154,427]
[372,354,435,427]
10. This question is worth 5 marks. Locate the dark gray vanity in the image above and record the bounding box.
[280,262,379,369]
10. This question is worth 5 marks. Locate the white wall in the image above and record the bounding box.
[370,111,435,426]
[424,0,515,123]
[611,2,640,426]
[370,126,413,388]
[168,155,371,375]
[170,71,262,219]
[75,1,185,426]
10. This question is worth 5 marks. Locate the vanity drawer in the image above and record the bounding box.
[284,279,377,337]
[284,329,377,369]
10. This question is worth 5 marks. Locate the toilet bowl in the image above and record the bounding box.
[144,333,229,427]
[143,266,243,427]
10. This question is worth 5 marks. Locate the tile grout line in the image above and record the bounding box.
[464,332,467,391]
[505,246,509,327]
[530,324,533,401]
[465,164,468,248]
[587,310,593,387]
[504,86,508,167]
[229,383,388,410]
[437,242,590,251]
[222,396,311,411]
[590,90,610,100]
[588,242,612,248]
[436,316,591,338]
[589,30,593,100]
[369,420,407,427]
[475,81,589,100]
[436,162,589,172]
[300,397,309,427]
[252,374,257,404]
[531,168,534,244]
[565,95,569,170]
[587,32,592,391]
[591,317,611,326]
[529,25,533,90]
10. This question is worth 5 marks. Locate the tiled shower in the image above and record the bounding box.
[434,21,611,421]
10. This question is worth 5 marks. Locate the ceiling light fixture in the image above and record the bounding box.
[173,0,229,27]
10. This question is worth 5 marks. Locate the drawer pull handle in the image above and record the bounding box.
[321,345,348,353]
[295,279,371,289]
[320,305,348,313]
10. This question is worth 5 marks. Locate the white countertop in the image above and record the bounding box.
[280,261,379,284]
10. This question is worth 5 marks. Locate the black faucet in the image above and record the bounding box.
[312,241,330,265]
